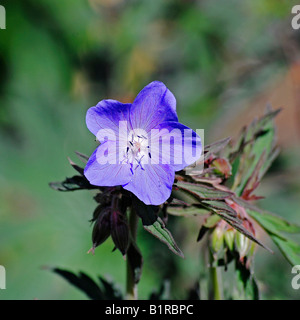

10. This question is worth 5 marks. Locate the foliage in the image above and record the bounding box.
[50,107,300,299]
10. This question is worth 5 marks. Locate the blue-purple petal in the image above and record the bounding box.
[84,142,132,187]
[123,164,175,205]
[149,121,202,171]
[130,81,178,132]
[86,100,131,140]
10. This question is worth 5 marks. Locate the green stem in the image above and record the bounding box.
[126,207,139,300]
[210,265,223,300]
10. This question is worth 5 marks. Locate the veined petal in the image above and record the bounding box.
[86,100,131,141]
[149,121,202,171]
[123,164,175,205]
[130,81,178,132]
[84,142,132,187]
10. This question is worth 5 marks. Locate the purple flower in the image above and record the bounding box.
[84,81,202,205]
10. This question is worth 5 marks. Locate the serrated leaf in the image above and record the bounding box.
[144,217,184,258]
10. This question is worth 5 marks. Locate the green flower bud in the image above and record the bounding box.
[211,226,224,253]
[235,232,250,259]
[224,228,235,252]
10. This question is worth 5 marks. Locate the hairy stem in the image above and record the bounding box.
[126,207,139,300]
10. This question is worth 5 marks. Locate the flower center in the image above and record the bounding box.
[123,133,151,172]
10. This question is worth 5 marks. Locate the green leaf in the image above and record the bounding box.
[171,188,201,205]
[204,137,231,161]
[239,200,300,265]
[144,217,184,258]
[246,207,300,236]
[231,108,281,196]
[167,204,208,217]
[270,235,300,266]
[175,181,233,202]
[201,200,237,217]
[234,260,259,300]
[132,196,183,257]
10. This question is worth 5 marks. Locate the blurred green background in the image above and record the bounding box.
[0,0,300,299]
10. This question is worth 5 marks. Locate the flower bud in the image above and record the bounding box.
[224,228,235,252]
[211,226,224,253]
[235,232,250,260]
[212,158,232,178]
[110,211,129,256]
[91,204,105,222]
[92,208,111,250]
